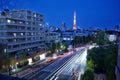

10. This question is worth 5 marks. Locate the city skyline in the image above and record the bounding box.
[0,1,119,79]
[8,0,120,30]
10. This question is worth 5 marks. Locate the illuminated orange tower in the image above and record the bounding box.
[73,11,77,30]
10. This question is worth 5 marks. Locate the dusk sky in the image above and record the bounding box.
[8,0,120,29]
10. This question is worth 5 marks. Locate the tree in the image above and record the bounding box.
[87,44,117,80]
[17,51,27,63]
[105,44,117,80]
[81,69,94,80]
[74,36,80,44]
[0,43,11,74]
[94,31,109,45]
[87,59,94,71]
[56,42,60,52]
[51,43,56,53]
[72,36,80,47]
[88,47,107,72]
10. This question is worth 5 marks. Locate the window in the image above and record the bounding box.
[39,23,42,26]
[0,19,4,23]
[14,39,16,42]
[31,33,34,35]
[28,48,30,51]
[34,14,36,17]
[7,19,11,23]
[21,33,23,36]
[19,21,23,24]
[0,25,5,30]
[13,33,16,37]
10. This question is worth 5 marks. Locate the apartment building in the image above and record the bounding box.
[0,9,45,54]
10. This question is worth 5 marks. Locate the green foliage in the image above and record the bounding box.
[17,51,27,63]
[56,42,60,51]
[81,69,94,80]
[51,43,56,53]
[87,44,117,80]
[72,35,93,45]
[0,53,10,73]
[105,44,117,80]
[94,31,109,45]
[87,59,94,71]
[51,42,67,54]
[74,36,80,44]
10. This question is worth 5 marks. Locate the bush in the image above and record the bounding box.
[81,69,94,80]
[17,61,28,68]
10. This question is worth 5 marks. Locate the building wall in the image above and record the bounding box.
[0,10,45,54]
[116,39,120,80]
[45,31,60,48]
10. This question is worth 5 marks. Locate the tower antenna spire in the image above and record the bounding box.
[73,11,77,30]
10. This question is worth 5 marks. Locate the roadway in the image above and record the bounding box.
[22,47,86,80]
[49,48,87,80]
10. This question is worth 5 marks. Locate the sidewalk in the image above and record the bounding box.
[13,53,69,78]
[11,46,84,78]
[12,55,62,78]
[12,58,47,78]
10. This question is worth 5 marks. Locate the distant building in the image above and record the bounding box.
[62,30,74,41]
[61,22,66,31]
[115,25,119,31]
[105,30,118,42]
[45,31,61,48]
[0,9,45,55]
[61,29,89,45]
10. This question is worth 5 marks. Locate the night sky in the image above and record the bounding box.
[4,0,120,29]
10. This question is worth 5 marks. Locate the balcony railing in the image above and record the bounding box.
[7,43,43,53]
[7,29,26,32]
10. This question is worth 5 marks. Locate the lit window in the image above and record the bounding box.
[67,38,70,40]
[39,24,42,26]
[63,38,67,40]
[21,33,23,36]
[4,49,7,53]
[13,33,16,37]
[19,21,23,24]
[34,14,36,17]
[28,48,30,51]
[7,19,11,23]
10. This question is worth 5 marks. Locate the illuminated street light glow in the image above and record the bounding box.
[53,54,57,59]
[27,58,33,65]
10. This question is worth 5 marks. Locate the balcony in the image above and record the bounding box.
[7,29,26,32]
[0,16,26,21]
[6,35,26,39]
[7,43,43,53]
[8,39,44,45]
[6,22,26,27]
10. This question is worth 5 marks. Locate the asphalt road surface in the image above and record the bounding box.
[22,47,86,80]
